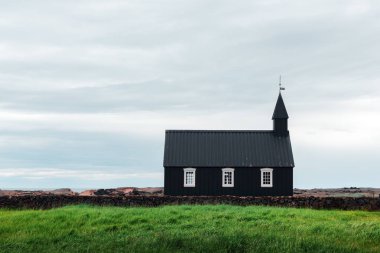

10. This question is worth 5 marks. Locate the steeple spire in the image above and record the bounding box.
[272,81,289,136]
[272,93,289,119]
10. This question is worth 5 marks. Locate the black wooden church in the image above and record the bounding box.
[163,92,294,196]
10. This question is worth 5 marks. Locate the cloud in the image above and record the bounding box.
[0,167,163,189]
[0,0,379,188]
[0,168,162,181]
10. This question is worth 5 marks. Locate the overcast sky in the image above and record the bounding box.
[0,0,379,189]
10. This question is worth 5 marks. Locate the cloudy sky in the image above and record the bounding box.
[0,0,379,189]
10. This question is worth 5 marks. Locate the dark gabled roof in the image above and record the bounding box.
[272,93,289,119]
[164,130,294,167]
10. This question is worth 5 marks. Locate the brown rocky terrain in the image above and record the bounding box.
[1,187,379,210]
[0,188,77,197]
[293,187,380,198]
[0,187,164,197]
[1,187,379,197]
[78,187,163,196]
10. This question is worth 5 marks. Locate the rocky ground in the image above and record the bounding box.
[0,188,78,196]
[0,187,379,197]
[293,187,380,198]
[78,187,163,196]
[0,187,164,197]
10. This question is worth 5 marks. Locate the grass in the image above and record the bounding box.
[0,205,379,253]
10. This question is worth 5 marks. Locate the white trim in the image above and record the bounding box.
[260,168,273,187]
[183,168,196,187]
[222,168,235,187]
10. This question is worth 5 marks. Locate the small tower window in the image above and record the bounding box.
[261,168,273,187]
[222,168,234,187]
[183,168,196,187]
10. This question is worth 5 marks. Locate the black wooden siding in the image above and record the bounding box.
[164,167,293,196]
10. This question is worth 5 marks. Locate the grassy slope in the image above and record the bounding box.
[0,205,379,253]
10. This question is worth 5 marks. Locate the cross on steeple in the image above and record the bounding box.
[279,75,285,93]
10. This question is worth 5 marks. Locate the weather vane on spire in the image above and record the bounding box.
[279,75,285,93]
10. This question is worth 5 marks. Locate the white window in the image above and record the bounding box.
[222,168,234,187]
[261,168,273,187]
[183,168,196,187]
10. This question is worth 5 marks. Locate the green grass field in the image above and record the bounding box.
[0,205,379,253]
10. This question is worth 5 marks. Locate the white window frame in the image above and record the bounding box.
[183,168,196,187]
[222,168,235,187]
[261,168,273,187]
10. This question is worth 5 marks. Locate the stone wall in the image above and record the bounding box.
[1,195,380,210]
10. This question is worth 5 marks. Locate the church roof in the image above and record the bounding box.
[272,93,289,119]
[163,130,294,167]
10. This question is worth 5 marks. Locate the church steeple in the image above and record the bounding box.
[272,93,289,136]
[272,93,289,119]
